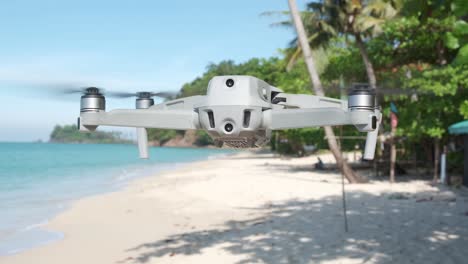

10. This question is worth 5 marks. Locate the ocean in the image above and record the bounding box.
[0,142,236,255]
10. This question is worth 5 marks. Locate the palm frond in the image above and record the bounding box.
[260,10,290,17]
[270,21,293,28]
[286,46,303,71]
[356,16,385,34]
[284,31,335,71]
[362,0,398,19]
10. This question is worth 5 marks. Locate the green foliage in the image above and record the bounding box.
[276,0,401,70]
[322,44,367,83]
[405,65,468,96]
[274,125,364,155]
[359,12,468,137]
[453,44,468,66]
[147,129,183,145]
[444,32,460,49]
[179,57,313,98]
[50,125,130,144]
[313,0,467,174]
[275,128,325,155]
[179,54,352,152]
[194,130,214,146]
[368,16,460,68]
[453,0,468,17]
[144,0,468,161]
[147,128,213,147]
[460,100,468,119]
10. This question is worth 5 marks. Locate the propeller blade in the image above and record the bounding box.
[107,91,178,99]
[324,86,427,96]
[8,82,105,101]
[151,91,178,99]
[106,92,137,98]
[376,88,419,95]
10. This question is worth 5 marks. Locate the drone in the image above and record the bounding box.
[77,75,381,159]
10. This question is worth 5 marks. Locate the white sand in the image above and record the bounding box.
[2,152,468,264]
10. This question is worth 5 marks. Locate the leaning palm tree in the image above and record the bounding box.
[288,0,366,183]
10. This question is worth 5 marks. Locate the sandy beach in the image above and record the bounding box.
[2,152,468,264]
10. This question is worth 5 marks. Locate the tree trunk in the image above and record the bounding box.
[356,34,389,182]
[436,40,447,66]
[433,138,440,183]
[288,0,366,183]
[389,120,396,183]
[355,34,377,91]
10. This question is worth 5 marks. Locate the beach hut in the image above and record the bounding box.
[448,120,468,187]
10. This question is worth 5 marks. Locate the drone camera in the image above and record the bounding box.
[197,76,280,148]
[226,78,235,87]
[224,123,234,133]
[199,106,268,148]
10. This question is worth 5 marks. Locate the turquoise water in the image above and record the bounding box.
[0,142,236,255]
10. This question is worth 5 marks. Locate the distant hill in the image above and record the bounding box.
[50,125,132,144]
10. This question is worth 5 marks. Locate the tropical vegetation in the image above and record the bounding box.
[50,124,131,144]
[148,0,467,181]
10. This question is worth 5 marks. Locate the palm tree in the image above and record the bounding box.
[288,0,366,183]
[285,0,402,90]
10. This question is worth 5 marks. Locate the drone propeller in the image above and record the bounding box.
[63,86,105,95]
[107,91,177,99]
[325,85,427,96]
[9,83,106,102]
[105,90,178,160]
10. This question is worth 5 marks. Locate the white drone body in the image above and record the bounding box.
[78,75,381,159]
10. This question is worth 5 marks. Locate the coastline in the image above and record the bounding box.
[2,151,468,264]
[0,143,237,257]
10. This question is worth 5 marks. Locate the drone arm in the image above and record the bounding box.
[79,109,199,130]
[272,93,347,109]
[152,95,206,111]
[266,108,374,130]
[265,103,381,159]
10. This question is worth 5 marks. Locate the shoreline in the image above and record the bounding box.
[0,162,179,256]
[2,152,468,264]
[0,146,237,257]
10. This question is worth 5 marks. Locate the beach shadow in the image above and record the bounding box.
[123,190,468,263]
[259,162,435,184]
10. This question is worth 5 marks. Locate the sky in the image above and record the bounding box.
[0,0,306,142]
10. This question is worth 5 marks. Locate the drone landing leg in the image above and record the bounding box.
[137,127,149,159]
[363,129,378,160]
[363,111,382,160]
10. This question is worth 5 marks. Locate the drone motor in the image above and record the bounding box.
[347,84,376,111]
[135,92,155,109]
[80,87,106,112]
